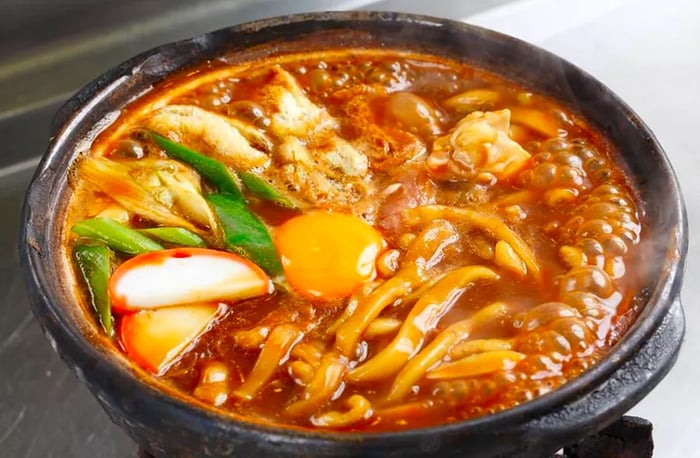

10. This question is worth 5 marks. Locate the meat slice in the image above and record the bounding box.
[377,163,437,233]
[427,109,531,181]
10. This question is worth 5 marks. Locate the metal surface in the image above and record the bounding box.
[2,0,698,457]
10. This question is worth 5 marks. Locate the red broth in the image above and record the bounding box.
[66,49,643,431]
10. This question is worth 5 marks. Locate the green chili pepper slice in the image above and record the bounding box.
[138,227,207,247]
[72,218,163,255]
[238,171,297,209]
[73,244,115,337]
[150,132,245,201]
[206,193,283,277]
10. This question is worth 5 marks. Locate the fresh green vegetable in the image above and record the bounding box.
[238,171,297,209]
[138,227,207,247]
[206,193,283,276]
[73,245,115,337]
[150,132,245,201]
[72,218,163,255]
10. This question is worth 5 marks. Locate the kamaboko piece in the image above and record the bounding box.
[121,304,221,373]
[109,248,272,312]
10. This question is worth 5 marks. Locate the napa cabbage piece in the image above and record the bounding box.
[427,109,531,181]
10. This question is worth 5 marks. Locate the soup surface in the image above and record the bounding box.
[65,48,643,432]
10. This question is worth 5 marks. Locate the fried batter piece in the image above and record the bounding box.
[145,104,270,170]
[258,67,339,140]
[257,69,372,208]
[273,137,369,208]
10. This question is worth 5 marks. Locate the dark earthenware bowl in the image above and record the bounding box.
[19,11,687,458]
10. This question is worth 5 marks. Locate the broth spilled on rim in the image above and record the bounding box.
[66,49,643,432]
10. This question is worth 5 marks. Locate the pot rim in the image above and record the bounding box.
[20,10,688,445]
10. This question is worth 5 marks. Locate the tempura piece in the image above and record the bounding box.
[274,137,368,208]
[255,70,372,208]
[341,85,428,169]
[319,136,369,178]
[224,116,274,152]
[145,105,270,170]
[261,70,368,175]
[427,109,531,181]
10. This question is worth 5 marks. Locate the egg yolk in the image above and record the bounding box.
[275,212,385,300]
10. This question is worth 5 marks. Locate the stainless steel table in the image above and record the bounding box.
[2,0,696,456]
